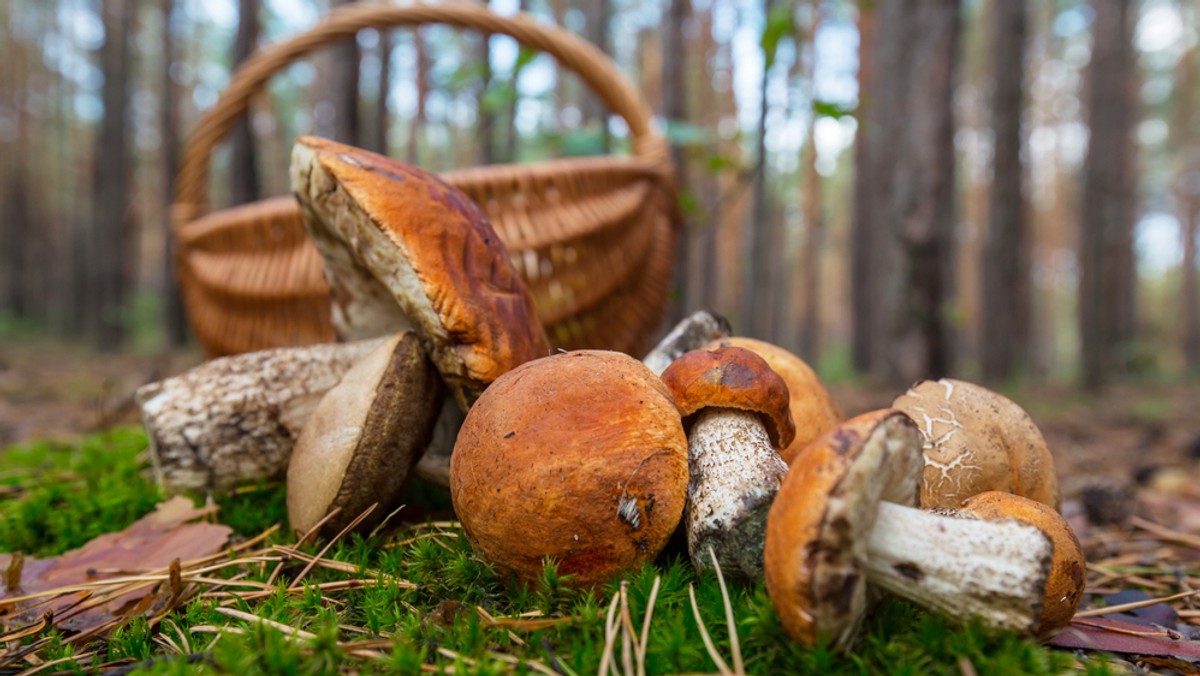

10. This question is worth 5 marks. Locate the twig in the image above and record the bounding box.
[709,546,744,676]
[688,584,732,676]
[288,504,377,590]
[1074,589,1200,618]
[636,576,661,676]
[214,607,318,640]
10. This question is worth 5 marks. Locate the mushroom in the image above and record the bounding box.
[287,332,442,537]
[704,336,843,465]
[892,378,1060,510]
[660,346,795,580]
[449,350,689,587]
[290,135,551,411]
[960,491,1086,636]
[764,409,1079,650]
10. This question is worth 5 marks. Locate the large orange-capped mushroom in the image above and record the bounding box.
[661,346,794,580]
[704,337,842,465]
[765,410,1074,651]
[450,351,689,587]
[892,378,1060,511]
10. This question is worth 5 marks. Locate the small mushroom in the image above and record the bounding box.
[290,136,551,411]
[449,350,689,587]
[960,491,1086,636]
[642,310,732,376]
[765,409,1077,650]
[287,332,442,537]
[704,336,843,465]
[892,378,1060,510]
[660,346,795,580]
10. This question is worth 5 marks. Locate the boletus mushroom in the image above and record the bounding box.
[764,409,1084,651]
[704,336,843,465]
[892,378,1060,511]
[287,332,442,537]
[449,350,689,587]
[660,346,794,580]
[290,136,551,411]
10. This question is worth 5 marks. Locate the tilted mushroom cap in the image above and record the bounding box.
[290,136,550,410]
[287,332,442,537]
[661,346,796,449]
[961,491,1086,636]
[450,350,689,587]
[892,378,1060,511]
[764,409,923,649]
[704,337,842,464]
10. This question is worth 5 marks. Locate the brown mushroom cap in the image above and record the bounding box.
[286,332,442,537]
[660,346,796,449]
[892,378,1061,511]
[704,337,842,464]
[961,491,1085,636]
[291,136,550,410]
[449,350,689,587]
[764,409,923,648]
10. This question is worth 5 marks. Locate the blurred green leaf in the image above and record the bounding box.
[813,99,856,119]
[760,5,794,71]
[665,120,713,146]
[706,153,740,173]
[677,188,703,218]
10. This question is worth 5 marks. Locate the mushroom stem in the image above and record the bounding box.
[863,500,1053,633]
[686,409,788,580]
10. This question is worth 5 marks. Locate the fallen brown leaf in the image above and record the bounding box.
[1049,617,1200,665]
[0,496,231,634]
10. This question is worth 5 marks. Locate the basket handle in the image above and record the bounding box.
[175,1,668,229]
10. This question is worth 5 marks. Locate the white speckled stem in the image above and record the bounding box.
[865,501,1053,633]
[686,409,789,580]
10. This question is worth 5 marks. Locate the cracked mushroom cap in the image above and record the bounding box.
[660,346,796,449]
[892,379,1060,511]
[961,491,1086,636]
[287,332,442,537]
[290,136,551,410]
[449,350,689,587]
[704,337,842,464]
[764,409,923,649]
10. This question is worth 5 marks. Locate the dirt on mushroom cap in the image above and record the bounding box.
[449,350,689,587]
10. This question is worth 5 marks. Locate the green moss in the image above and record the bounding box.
[0,430,1105,675]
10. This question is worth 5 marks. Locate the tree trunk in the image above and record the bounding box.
[1176,3,1200,370]
[371,30,391,155]
[161,0,188,347]
[478,13,495,166]
[230,0,260,206]
[407,29,428,165]
[663,0,690,324]
[90,0,135,349]
[799,0,824,361]
[850,2,877,372]
[582,0,611,152]
[0,10,29,320]
[1079,0,1137,391]
[743,0,776,339]
[329,0,360,146]
[981,0,1029,382]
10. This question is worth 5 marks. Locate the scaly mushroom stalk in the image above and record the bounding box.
[765,410,1084,651]
[661,347,796,580]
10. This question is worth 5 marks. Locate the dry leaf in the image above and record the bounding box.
[1049,617,1200,664]
[0,496,231,634]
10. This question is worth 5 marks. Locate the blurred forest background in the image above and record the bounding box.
[0,0,1197,392]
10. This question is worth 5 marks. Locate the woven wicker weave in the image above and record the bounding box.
[173,2,678,358]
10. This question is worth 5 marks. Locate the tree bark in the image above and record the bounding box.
[371,29,391,155]
[1079,0,1137,391]
[981,0,1029,382]
[799,0,824,361]
[89,0,135,350]
[743,0,777,339]
[328,0,361,146]
[850,2,877,372]
[229,0,260,206]
[407,29,428,165]
[582,0,612,152]
[161,0,188,346]
[663,0,690,325]
[1176,3,1200,370]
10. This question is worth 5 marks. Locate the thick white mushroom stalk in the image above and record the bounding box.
[687,409,788,580]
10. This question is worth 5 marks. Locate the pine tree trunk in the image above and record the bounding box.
[850,3,876,372]
[663,0,690,324]
[799,0,824,361]
[1176,6,1200,370]
[90,0,135,349]
[329,0,360,146]
[1079,0,1137,391]
[743,0,776,339]
[371,29,391,155]
[582,0,611,152]
[981,0,1028,382]
[406,29,428,165]
[230,0,260,206]
[162,0,188,346]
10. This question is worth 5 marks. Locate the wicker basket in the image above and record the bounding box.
[173,2,678,358]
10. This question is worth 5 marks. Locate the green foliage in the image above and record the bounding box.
[759,4,795,71]
[813,99,856,120]
[0,431,1105,674]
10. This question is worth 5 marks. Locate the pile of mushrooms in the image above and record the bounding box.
[136,135,1087,653]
